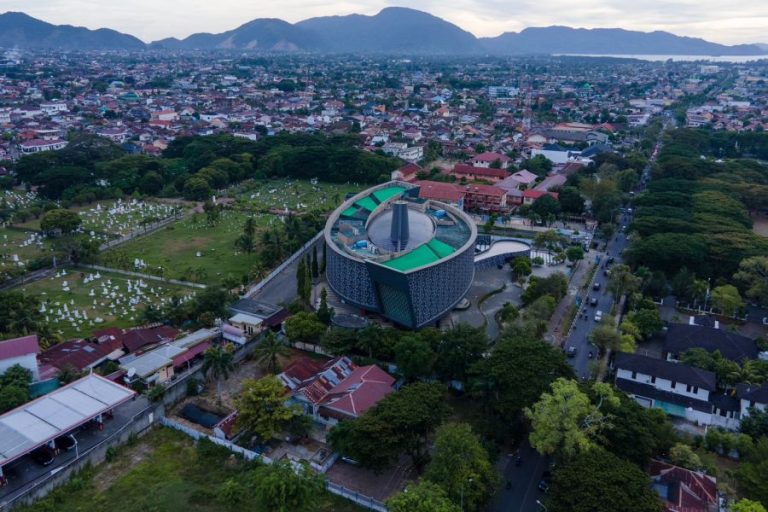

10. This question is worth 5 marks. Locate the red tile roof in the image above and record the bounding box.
[39,337,122,372]
[452,163,509,179]
[320,365,395,418]
[0,335,40,360]
[649,460,718,512]
[122,325,179,353]
[472,151,511,163]
[415,180,465,203]
[463,184,507,197]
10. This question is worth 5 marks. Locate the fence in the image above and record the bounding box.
[326,481,388,512]
[244,230,324,298]
[98,213,184,252]
[78,264,207,289]
[160,417,269,463]
[0,267,54,291]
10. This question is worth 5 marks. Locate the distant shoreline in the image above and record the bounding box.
[554,53,768,62]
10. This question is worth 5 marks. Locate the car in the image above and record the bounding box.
[538,470,552,492]
[31,445,55,466]
[595,310,603,322]
[593,282,601,291]
[55,434,77,452]
[566,346,577,358]
[589,297,598,307]
[606,256,615,264]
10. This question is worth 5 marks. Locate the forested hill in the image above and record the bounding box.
[11,133,399,204]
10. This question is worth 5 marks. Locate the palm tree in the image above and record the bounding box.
[202,344,235,404]
[255,331,290,373]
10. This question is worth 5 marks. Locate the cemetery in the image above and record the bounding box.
[16,267,197,339]
[234,179,362,213]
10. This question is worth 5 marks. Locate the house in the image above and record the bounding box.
[19,139,68,154]
[522,190,559,205]
[391,162,422,182]
[0,335,40,381]
[533,174,567,192]
[649,460,718,512]
[278,356,394,425]
[451,163,510,183]
[663,324,758,363]
[470,152,511,169]
[509,169,538,188]
[38,335,123,374]
[461,184,507,212]
[227,299,287,341]
[614,352,740,429]
[122,325,179,354]
[415,180,466,205]
[737,383,768,417]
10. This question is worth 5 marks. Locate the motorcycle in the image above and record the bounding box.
[588,351,594,359]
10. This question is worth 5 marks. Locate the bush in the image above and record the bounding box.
[147,384,166,402]
[186,377,200,397]
[105,446,119,462]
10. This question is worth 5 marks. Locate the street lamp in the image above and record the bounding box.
[536,499,548,511]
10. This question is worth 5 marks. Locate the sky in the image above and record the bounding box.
[1,0,766,45]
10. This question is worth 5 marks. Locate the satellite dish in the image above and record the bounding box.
[127,368,136,378]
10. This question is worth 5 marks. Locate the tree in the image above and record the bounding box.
[732,499,768,512]
[316,288,334,325]
[202,344,235,404]
[548,448,664,512]
[526,379,619,458]
[469,336,574,426]
[202,200,220,225]
[235,376,300,440]
[511,257,532,284]
[424,423,497,512]
[629,308,664,339]
[589,324,623,352]
[531,194,561,223]
[711,284,744,317]
[607,264,641,303]
[0,292,44,339]
[565,246,584,263]
[522,154,553,177]
[0,385,29,413]
[522,272,568,305]
[394,335,435,381]
[235,216,257,253]
[252,460,325,512]
[669,443,703,470]
[387,481,460,512]
[433,324,488,383]
[738,436,768,506]
[40,209,82,235]
[183,176,212,200]
[735,256,768,306]
[558,186,586,215]
[310,245,319,278]
[741,407,768,439]
[254,331,290,373]
[284,312,326,343]
[329,382,449,471]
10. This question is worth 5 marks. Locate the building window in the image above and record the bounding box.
[686,384,693,393]
[631,371,637,380]
[651,376,656,384]
[671,381,676,389]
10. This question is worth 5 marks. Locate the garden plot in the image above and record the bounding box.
[17,268,196,339]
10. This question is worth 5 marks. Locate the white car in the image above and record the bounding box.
[594,311,603,322]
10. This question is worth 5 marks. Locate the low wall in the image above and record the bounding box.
[78,264,207,289]
[244,231,324,298]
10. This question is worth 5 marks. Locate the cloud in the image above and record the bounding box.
[1,0,765,44]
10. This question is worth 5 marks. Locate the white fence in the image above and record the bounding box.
[160,417,269,463]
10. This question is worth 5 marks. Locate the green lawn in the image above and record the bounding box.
[103,210,266,286]
[19,428,362,512]
[233,179,363,213]
[16,267,197,339]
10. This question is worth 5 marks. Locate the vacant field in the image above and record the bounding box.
[18,428,362,512]
[234,179,363,213]
[16,267,196,339]
[104,210,267,286]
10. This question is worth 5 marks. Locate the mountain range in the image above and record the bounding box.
[1,8,766,56]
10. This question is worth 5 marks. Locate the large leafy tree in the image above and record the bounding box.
[738,436,768,506]
[284,312,326,343]
[469,336,573,425]
[394,334,435,381]
[548,448,663,512]
[607,264,642,303]
[433,324,488,383]
[0,291,44,338]
[235,376,300,441]
[734,256,768,306]
[40,208,82,234]
[387,481,460,512]
[424,423,497,512]
[202,344,235,404]
[329,382,449,471]
[251,460,325,512]
[711,284,744,317]
[526,379,619,458]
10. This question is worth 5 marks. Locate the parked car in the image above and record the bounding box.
[566,346,577,358]
[589,297,598,307]
[31,446,55,466]
[55,434,77,452]
[595,310,603,322]
[593,282,601,291]
[538,470,552,492]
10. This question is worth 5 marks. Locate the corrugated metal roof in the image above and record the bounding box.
[0,374,134,466]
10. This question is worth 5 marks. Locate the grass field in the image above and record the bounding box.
[0,227,53,278]
[104,210,267,286]
[16,268,197,339]
[19,428,362,512]
[234,179,363,213]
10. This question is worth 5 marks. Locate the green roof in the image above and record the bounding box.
[382,244,439,271]
[427,239,456,258]
[354,196,378,212]
[341,207,359,218]
[372,186,406,204]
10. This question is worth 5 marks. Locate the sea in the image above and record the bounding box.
[554,54,767,63]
